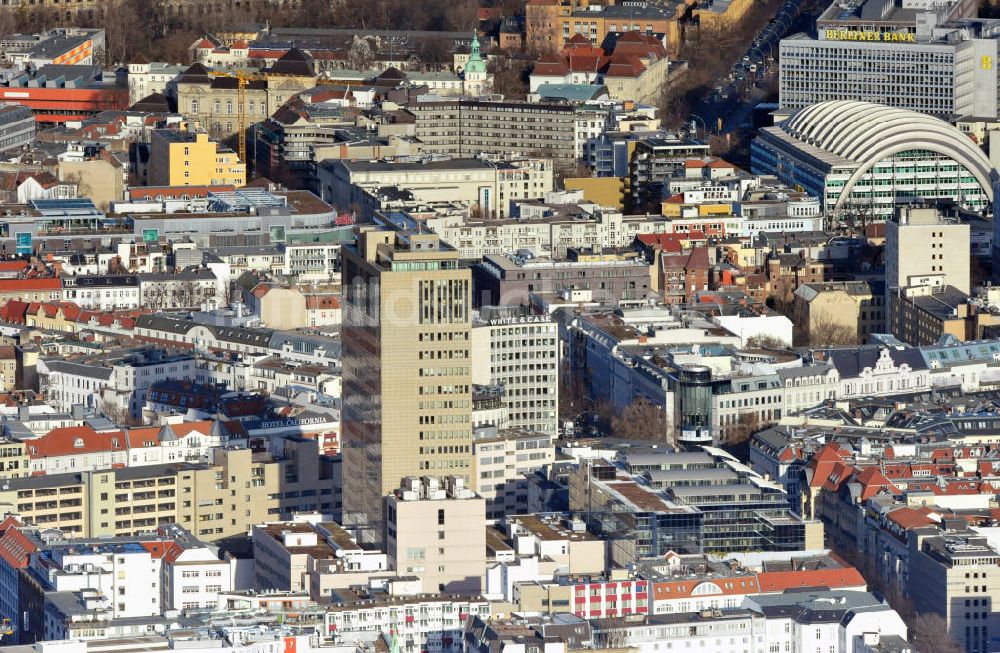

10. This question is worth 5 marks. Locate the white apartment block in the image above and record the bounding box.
[38,352,197,420]
[885,206,970,297]
[30,543,163,619]
[61,276,141,310]
[431,207,670,260]
[164,546,234,611]
[472,430,554,520]
[322,157,553,219]
[779,27,999,118]
[139,271,222,311]
[127,61,186,105]
[596,590,908,653]
[252,519,389,598]
[741,212,825,238]
[471,309,560,436]
[324,595,491,653]
[283,243,342,283]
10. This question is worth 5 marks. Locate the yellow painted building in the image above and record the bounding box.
[0,440,29,480]
[564,177,626,208]
[0,439,336,540]
[660,201,733,217]
[148,125,246,187]
[694,0,754,30]
[0,346,16,392]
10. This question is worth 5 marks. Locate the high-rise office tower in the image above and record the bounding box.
[341,228,474,544]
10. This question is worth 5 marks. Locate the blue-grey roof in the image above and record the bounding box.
[535,84,610,103]
[825,346,928,378]
[920,338,1000,366]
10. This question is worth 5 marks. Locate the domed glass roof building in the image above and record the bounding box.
[751,100,998,222]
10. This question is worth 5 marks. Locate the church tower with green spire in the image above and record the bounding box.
[463,33,489,95]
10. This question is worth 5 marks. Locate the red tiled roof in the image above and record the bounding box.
[757,567,866,593]
[140,540,176,560]
[885,507,936,530]
[309,89,352,103]
[777,445,801,463]
[0,299,29,324]
[128,185,235,200]
[0,516,37,568]
[249,49,290,59]
[27,171,61,189]
[0,261,28,272]
[162,541,186,564]
[637,232,699,252]
[652,574,758,599]
[938,480,992,495]
[0,278,61,292]
[601,54,645,77]
[25,425,126,459]
[28,419,243,460]
[807,442,851,488]
[636,233,666,245]
[855,467,901,500]
[568,55,607,73]
[306,294,341,310]
[661,246,710,272]
[124,426,161,449]
[821,461,855,492]
[532,52,570,76]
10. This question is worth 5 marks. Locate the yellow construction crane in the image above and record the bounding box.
[207,69,266,165]
[235,70,262,166]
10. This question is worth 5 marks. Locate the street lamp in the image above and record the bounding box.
[689,114,708,137]
[569,409,599,438]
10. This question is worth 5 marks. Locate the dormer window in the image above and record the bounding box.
[73,438,84,448]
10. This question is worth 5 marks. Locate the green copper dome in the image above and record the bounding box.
[465,33,487,74]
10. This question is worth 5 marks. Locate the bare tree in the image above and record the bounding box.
[524,4,556,55]
[143,284,167,311]
[745,334,788,349]
[595,617,628,649]
[558,363,590,421]
[0,8,16,37]
[97,0,143,65]
[294,0,335,25]
[487,52,528,98]
[416,37,453,71]
[445,0,479,31]
[347,37,375,71]
[809,314,858,347]
[910,613,961,653]
[99,397,136,426]
[722,413,761,446]
[610,398,668,443]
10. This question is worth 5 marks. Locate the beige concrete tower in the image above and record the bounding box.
[341,228,473,545]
